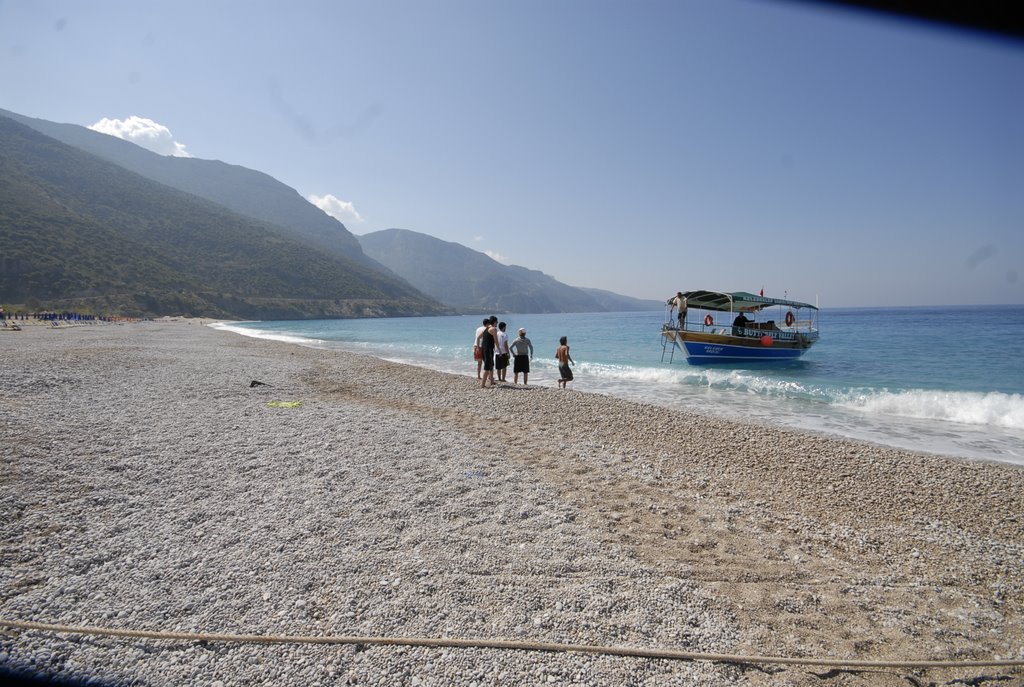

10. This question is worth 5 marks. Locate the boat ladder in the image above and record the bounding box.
[660,325,681,364]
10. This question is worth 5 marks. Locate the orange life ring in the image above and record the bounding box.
[785,311,795,327]
[703,314,714,327]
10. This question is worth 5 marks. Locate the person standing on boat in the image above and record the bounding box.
[670,292,688,328]
[732,311,751,337]
[510,328,534,385]
[555,336,575,389]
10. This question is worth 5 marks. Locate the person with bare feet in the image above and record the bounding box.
[495,321,511,382]
[473,318,488,379]
[555,335,574,389]
[480,317,498,387]
[510,328,534,385]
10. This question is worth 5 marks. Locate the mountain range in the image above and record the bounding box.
[0,114,444,319]
[358,228,658,314]
[0,108,659,318]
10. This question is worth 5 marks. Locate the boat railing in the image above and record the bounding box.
[667,320,722,335]
[666,318,817,339]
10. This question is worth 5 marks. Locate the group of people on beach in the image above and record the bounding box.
[0,309,127,323]
[473,316,575,389]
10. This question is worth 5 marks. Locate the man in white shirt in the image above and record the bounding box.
[669,291,687,328]
[495,321,511,382]
[473,318,488,379]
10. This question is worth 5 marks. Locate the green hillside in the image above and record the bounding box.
[0,108,380,270]
[0,114,448,319]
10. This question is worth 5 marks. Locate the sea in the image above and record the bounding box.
[211,305,1024,467]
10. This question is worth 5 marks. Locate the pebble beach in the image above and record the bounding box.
[1,319,1022,686]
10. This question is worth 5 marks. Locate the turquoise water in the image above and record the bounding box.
[212,305,1024,466]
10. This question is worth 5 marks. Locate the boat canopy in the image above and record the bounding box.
[679,290,818,313]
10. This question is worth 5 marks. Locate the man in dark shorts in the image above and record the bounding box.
[495,321,511,382]
[480,316,497,388]
[555,335,574,389]
[509,328,534,385]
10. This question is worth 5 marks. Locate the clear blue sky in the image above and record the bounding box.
[2,0,1022,307]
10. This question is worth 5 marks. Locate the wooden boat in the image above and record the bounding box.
[661,290,819,364]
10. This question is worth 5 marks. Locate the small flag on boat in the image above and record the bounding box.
[759,287,764,296]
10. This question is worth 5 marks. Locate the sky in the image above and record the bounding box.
[2,0,1022,307]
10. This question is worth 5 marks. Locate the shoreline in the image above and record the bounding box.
[2,320,1022,685]
[210,318,1024,470]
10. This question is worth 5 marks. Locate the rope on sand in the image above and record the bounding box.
[2,619,1023,670]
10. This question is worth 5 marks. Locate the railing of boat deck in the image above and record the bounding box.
[663,320,819,342]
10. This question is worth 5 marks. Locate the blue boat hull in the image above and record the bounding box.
[681,340,809,364]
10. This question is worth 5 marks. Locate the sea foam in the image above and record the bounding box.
[209,321,324,347]
[838,389,1024,431]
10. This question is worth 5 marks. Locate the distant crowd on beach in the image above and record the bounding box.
[473,315,575,389]
[0,308,142,327]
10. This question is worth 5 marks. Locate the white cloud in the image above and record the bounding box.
[484,249,508,263]
[88,116,192,157]
[307,193,364,225]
